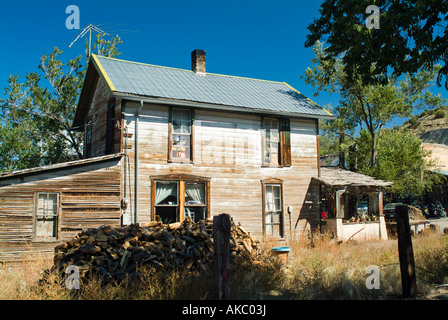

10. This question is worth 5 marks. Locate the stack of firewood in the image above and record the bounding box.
[49,217,261,283]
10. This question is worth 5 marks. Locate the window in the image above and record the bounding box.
[34,192,60,241]
[262,181,284,238]
[263,118,280,166]
[152,175,209,224]
[154,181,179,224]
[169,108,192,162]
[184,182,207,222]
[262,117,291,167]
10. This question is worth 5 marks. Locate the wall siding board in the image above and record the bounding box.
[121,102,320,240]
[0,158,122,261]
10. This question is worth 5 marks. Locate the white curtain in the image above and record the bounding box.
[265,187,274,211]
[155,182,177,205]
[185,183,205,204]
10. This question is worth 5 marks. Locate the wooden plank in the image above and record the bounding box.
[396,205,417,299]
[214,213,231,300]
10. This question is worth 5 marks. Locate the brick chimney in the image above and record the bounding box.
[191,49,206,75]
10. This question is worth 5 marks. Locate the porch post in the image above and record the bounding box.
[335,189,345,240]
[368,191,387,240]
[377,191,388,240]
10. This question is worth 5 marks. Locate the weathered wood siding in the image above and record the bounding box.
[0,158,122,261]
[86,77,122,157]
[122,102,320,240]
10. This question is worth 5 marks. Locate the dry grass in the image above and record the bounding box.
[282,230,448,299]
[1,231,447,300]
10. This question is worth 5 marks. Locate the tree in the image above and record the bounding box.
[0,34,122,173]
[305,0,448,89]
[304,41,446,168]
[366,129,440,198]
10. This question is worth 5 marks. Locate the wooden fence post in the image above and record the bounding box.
[213,213,231,300]
[395,205,417,299]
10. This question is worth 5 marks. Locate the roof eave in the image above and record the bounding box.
[113,92,335,120]
[0,153,124,180]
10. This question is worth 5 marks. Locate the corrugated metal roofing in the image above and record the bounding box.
[92,54,332,118]
[0,153,123,180]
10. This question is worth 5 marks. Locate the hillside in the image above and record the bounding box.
[402,107,448,172]
[402,107,448,146]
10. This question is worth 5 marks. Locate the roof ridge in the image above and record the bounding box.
[92,54,285,84]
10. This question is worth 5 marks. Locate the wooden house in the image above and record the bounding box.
[0,49,341,260]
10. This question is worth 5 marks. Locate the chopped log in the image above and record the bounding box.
[47,216,269,284]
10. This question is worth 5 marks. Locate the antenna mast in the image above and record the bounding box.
[69,24,110,57]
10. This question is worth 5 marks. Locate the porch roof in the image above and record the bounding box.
[314,167,392,189]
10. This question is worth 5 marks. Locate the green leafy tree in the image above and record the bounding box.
[0,34,122,173]
[365,129,440,198]
[305,0,448,89]
[304,41,446,168]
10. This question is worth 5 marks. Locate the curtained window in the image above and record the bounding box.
[152,176,209,224]
[262,182,284,238]
[34,192,60,241]
[154,181,179,224]
[263,118,280,166]
[262,117,291,167]
[170,108,192,162]
[185,182,206,221]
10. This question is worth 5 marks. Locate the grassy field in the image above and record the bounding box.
[1,231,447,300]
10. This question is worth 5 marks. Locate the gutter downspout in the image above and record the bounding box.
[134,100,144,224]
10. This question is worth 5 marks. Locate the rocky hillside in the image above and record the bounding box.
[402,107,448,145]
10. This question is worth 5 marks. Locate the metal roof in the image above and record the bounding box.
[0,153,123,180]
[92,54,333,118]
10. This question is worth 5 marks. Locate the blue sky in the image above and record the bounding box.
[0,1,339,107]
[0,0,446,127]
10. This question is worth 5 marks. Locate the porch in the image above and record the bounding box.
[313,167,392,242]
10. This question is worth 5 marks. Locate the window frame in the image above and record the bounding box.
[151,174,210,223]
[32,190,61,242]
[262,117,281,166]
[168,107,194,163]
[153,180,180,223]
[261,117,291,167]
[261,179,284,239]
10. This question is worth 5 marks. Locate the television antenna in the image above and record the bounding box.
[69,24,110,57]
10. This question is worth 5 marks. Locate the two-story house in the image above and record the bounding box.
[0,50,334,260]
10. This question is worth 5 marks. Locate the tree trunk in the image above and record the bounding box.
[370,132,376,168]
[338,132,345,169]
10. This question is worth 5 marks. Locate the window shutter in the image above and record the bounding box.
[280,118,291,167]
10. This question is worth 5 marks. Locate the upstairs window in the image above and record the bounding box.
[262,117,291,167]
[169,108,192,162]
[263,118,280,166]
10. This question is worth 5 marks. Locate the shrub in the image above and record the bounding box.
[408,115,418,125]
[434,109,445,118]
